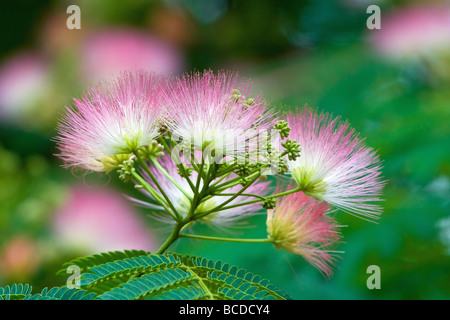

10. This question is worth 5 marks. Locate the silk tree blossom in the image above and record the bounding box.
[267,191,341,278]
[286,106,384,221]
[162,70,275,164]
[129,155,270,231]
[55,71,165,171]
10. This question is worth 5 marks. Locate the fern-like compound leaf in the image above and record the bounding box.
[72,252,289,300]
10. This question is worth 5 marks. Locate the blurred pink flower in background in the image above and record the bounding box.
[0,53,50,123]
[81,29,185,82]
[369,3,450,60]
[52,185,156,254]
[0,236,42,282]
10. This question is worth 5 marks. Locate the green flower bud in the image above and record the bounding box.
[262,196,276,209]
[281,139,301,161]
[274,120,291,139]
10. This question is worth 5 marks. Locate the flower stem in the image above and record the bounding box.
[157,137,172,155]
[186,154,207,215]
[134,154,183,221]
[194,173,260,219]
[209,186,302,212]
[150,156,193,201]
[208,170,232,189]
[211,192,266,200]
[177,164,196,192]
[155,221,185,254]
[198,162,217,199]
[211,170,260,193]
[130,169,178,221]
[214,198,261,211]
[179,233,273,244]
[271,186,302,199]
[214,162,236,178]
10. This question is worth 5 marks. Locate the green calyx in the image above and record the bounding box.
[115,133,143,154]
[101,153,133,173]
[291,166,327,199]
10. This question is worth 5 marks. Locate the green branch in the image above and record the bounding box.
[130,169,179,221]
[179,233,273,244]
[150,156,193,201]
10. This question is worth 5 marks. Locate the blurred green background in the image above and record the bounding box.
[0,0,448,299]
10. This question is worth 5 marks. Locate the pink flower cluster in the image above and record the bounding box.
[55,70,273,171]
[55,70,384,277]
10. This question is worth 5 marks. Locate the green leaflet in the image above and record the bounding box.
[56,249,150,275]
[0,284,33,300]
[24,287,96,300]
[96,268,202,300]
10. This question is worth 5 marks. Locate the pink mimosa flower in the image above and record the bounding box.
[161,70,275,162]
[129,155,270,231]
[267,192,341,278]
[55,70,165,172]
[286,106,384,221]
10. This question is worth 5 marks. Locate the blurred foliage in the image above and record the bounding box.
[0,0,449,300]
[0,143,69,287]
